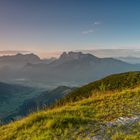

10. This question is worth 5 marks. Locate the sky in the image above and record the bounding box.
[0,0,140,57]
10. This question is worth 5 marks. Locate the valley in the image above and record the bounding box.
[0,72,140,139]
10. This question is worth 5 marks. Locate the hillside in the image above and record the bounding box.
[0,85,74,124]
[0,82,43,124]
[14,86,74,117]
[0,72,140,140]
[55,72,140,106]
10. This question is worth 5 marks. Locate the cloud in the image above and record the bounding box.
[81,29,94,35]
[0,50,30,56]
[81,21,101,35]
[93,21,101,25]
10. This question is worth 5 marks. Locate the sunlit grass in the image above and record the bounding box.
[0,85,140,139]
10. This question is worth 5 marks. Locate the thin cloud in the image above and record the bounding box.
[93,21,101,25]
[81,21,101,35]
[0,50,30,56]
[81,29,94,35]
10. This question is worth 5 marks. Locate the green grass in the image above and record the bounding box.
[106,121,140,140]
[0,72,140,140]
[55,72,140,106]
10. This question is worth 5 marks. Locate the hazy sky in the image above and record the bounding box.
[0,0,140,57]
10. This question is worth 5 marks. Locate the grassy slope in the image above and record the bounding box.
[55,72,140,106]
[0,72,140,140]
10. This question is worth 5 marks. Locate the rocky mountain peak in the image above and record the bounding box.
[59,51,98,61]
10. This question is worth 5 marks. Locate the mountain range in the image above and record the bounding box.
[0,51,139,88]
